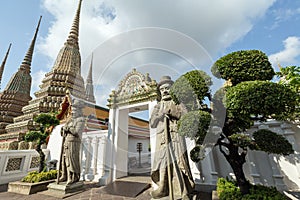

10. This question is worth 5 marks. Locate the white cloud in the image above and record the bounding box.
[270,8,300,30]
[269,36,300,67]
[39,0,275,64]
[38,0,276,106]
[31,70,47,96]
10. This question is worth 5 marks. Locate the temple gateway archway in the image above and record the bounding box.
[107,68,158,181]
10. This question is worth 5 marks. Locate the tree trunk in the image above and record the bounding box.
[36,143,45,173]
[225,145,250,195]
[228,158,250,195]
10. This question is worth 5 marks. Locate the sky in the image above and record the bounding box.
[0,0,300,109]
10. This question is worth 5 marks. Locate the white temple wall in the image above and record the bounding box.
[47,124,64,162]
[292,125,300,152]
[194,120,300,191]
[0,149,50,185]
[46,115,300,192]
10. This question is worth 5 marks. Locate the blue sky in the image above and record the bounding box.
[0,0,300,108]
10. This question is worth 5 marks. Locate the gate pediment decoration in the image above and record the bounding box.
[107,68,158,108]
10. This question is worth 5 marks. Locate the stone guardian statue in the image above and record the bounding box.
[150,76,195,200]
[57,98,85,185]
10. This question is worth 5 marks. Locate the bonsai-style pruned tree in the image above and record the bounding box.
[212,50,297,194]
[25,113,59,172]
[170,50,298,195]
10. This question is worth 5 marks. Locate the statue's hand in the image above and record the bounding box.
[64,126,70,132]
[165,104,180,120]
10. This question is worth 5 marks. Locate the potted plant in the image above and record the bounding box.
[8,113,59,195]
[8,170,58,195]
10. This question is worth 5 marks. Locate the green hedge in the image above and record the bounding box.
[21,170,57,183]
[217,178,288,200]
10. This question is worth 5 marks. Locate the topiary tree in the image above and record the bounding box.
[25,113,59,173]
[211,49,275,85]
[211,50,297,195]
[171,50,298,195]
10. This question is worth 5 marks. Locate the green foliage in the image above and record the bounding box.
[25,113,59,144]
[217,178,288,200]
[212,50,275,85]
[276,66,300,120]
[225,81,297,121]
[217,177,242,199]
[178,110,211,142]
[25,113,60,173]
[21,170,57,183]
[34,113,59,133]
[228,133,257,150]
[170,70,212,111]
[209,50,299,196]
[190,145,205,162]
[276,66,300,92]
[24,131,47,144]
[253,129,294,155]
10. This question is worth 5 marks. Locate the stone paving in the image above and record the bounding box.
[0,176,212,200]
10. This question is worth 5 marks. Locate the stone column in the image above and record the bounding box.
[107,107,116,184]
[99,135,109,186]
[93,137,100,176]
[112,108,129,180]
[85,137,92,180]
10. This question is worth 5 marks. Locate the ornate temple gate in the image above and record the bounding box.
[104,68,300,192]
[107,68,158,181]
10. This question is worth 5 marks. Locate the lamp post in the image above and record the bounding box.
[136,142,143,168]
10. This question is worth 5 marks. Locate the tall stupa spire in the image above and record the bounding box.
[67,0,82,46]
[51,0,83,75]
[4,0,86,137]
[85,54,96,103]
[0,16,41,135]
[5,16,41,93]
[20,16,42,72]
[0,43,12,90]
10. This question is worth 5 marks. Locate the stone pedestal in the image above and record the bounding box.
[45,181,84,198]
[8,180,55,195]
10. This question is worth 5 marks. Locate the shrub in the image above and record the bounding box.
[228,133,257,150]
[178,110,211,142]
[253,129,294,155]
[217,177,242,200]
[225,81,297,121]
[170,70,212,111]
[21,170,57,183]
[211,50,274,85]
[190,145,205,163]
[217,178,288,200]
